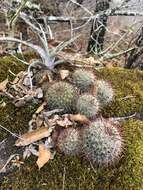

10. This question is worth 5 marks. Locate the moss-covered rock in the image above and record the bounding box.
[0,58,143,190]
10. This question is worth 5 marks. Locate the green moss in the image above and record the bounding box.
[96,68,143,117]
[0,65,143,189]
[0,52,37,82]
[0,53,39,140]
[0,101,37,141]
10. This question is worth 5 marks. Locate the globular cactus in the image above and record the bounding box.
[76,94,99,119]
[95,80,113,106]
[82,119,123,167]
[45,82,77,113]
[57,128,81,156]
[72,69,95,92]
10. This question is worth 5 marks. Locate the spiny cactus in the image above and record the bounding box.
[72,69,95,92]
[82,119,123,167]
[76,94,99,119]
[57,128,81,156]
[45,81,77,113]
[96,80,113,106]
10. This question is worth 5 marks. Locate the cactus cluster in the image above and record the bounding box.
[45,81,77,113]
[56,118,123,167]
[44,69,113,115]
[76,94,99,119]
[43,68,123,167]
[72,70,113,107]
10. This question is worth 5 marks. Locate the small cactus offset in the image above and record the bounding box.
[57,128,81,156]
[72,69,95,92]
[76,94,99,119]
[96,80,113,106]
[45,82,77,113]
[82,119,123,166]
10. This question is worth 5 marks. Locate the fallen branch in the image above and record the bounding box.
[37,10,143,23]
[111,113,137,121]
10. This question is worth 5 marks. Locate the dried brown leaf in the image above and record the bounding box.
[56,116,73,127]
[0,79,8,91]
[11,71,26,84]
[47,72,53,83]
[36,144,51,169]
[35,102,47,114]
[60,70,70,80]
[69,114,90,125]
[15,127,52,147]
[36,117,43,128]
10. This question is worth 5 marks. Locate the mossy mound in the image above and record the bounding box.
[0,57,143,190]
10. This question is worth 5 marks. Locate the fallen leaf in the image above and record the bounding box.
[69,114,90,124]
[60,70,69,80]
[23,144,39,159]
[35,102,47,114]
[11,71,26,85]
[36,144,51,169]
[15,127,53,147]
[36,117,43,128]
[0,79,8,91]
[56,116,73,127]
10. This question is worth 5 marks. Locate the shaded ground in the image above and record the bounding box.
[0,55,143,190]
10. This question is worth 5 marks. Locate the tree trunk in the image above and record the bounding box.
[87,0,110,53]
[125,27,143,69]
